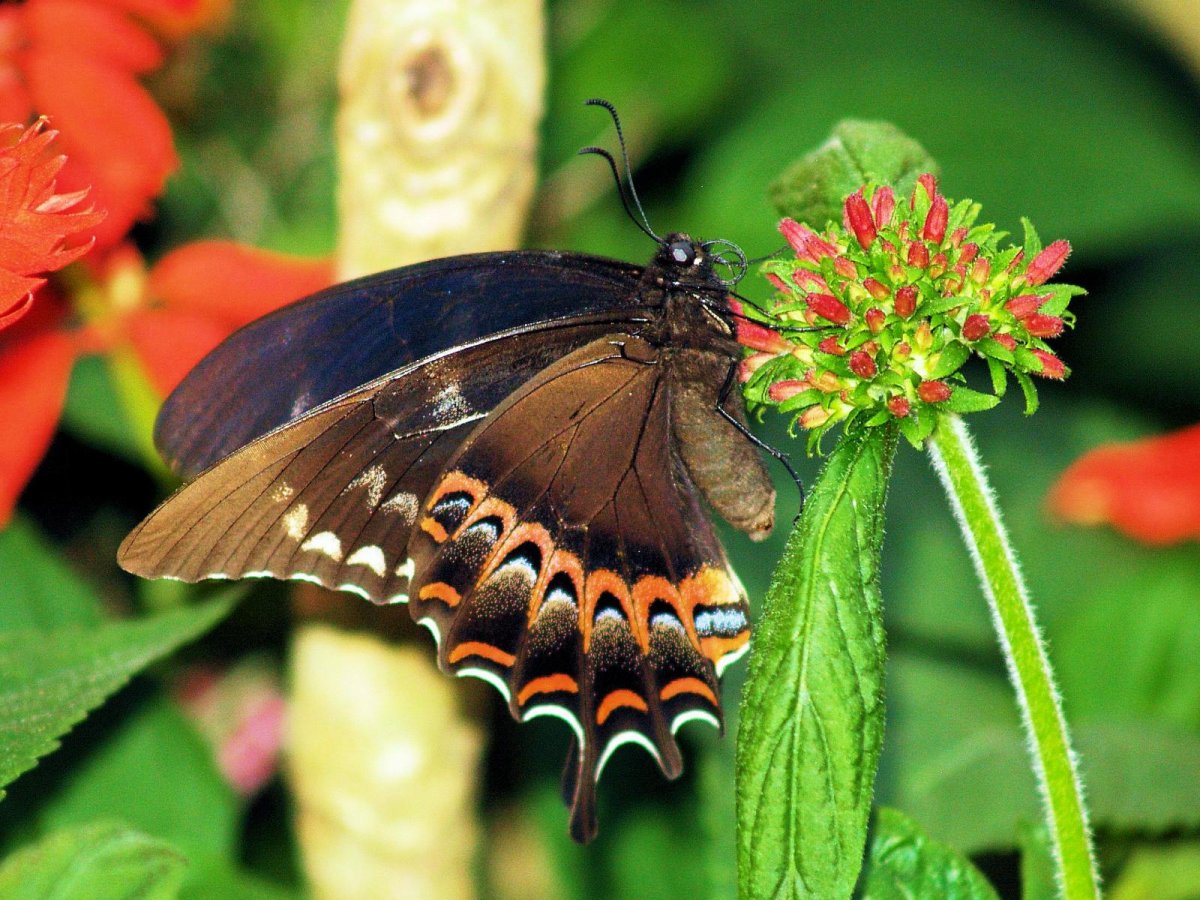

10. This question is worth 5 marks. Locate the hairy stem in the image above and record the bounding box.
[927,414,1099,899]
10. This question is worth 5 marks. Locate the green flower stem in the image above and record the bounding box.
[927,414,1100,900]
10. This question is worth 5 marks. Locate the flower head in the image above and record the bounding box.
[0,120,103,329]
[740,175,1083,449]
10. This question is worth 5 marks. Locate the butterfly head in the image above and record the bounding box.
[655,232,748,293]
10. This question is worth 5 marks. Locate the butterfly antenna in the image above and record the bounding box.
[577,145,662,245]
[581,98,663,243]
[745,243,790,265]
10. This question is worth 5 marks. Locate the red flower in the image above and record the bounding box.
[918,380,951,403]
[843,189,877,250]
[0,241,332,525]
[0,120,103,329]
[0,0,183,247]
[806,292,851,326]
[1048,424,1200,544]
[1025,240,1071,286]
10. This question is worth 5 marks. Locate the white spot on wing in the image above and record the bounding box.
[347,465,388,507]
[300,530,343,561]
[670,709,721,735]
[417,616,441,649]
[335,582,373,600]
[394,557,415,580]
[715,639,751,677]
[432,382,470,420]
[596,731,662,781]
[522,704,584,745]
[271,482,294,503]
[381,490,419,522]
[346,544,387,577]
[457,667,512,704]
[282,504,309,540]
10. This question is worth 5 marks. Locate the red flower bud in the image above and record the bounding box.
[907,241,930,268]
[894,341,912,359]
[1005,249,1025,274]
[818,336,846,356]
[872,186,895,228]
[970,257,990,285]
[1005,293,1047,319]
[1025,240,1071,286]
[894,285,917,317]
[993,333,1017,351]
[862,277,890,300]
[888,396,911,418]
[865,307,886,333]
[768,378,810,401]
[810,370,842,392]
[918,380,952,403]
[849,350,877,379]
[930,252,948,278]
[959,243,980,265]
[949,227,967,248]
[922,194,949,243]
[737,319,792,353]
[834,256,857,279]
[1031,349,1066,379]
[766,273,789,293]
[779,218,838,262]
[1025,314,1064,338]
[915,173,938,203]
[962,314,991,341]
[843,189,877,249]
[914,321,933,351]
[806,292,852,325]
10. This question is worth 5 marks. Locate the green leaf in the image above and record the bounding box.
[0,516,102,631]
[1020,216,1043,259]
[0,597,235,798]
[769,121,937,226]
[736,423,898,899]
[928,342,972,380]
[0,822,186,900]
[1012,370,1039,415]
[859,808,999,899]
[943,386,1000,414]
[1109,842,1200,900]
[986,357,1008,398]
[60,356,142,465]
[34,697,238,864]
[1018,822,1058,900]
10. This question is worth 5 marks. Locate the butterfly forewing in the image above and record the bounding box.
[405,335,750,842]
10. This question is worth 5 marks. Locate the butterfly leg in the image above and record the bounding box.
[717,361,806,503]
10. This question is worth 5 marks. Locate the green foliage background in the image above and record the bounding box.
[6,0,1200,897]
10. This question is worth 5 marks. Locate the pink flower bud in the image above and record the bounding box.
[970,257,990,285]
[1025,240,1071,285]
[1031,349,1066,379]
[737,319,792,353]
[810,370,842,393]
[738,352,774,382]
[779,218,838,262]
[959,243,980,265]
[922,194,949,243]
[915,173,938,204]
[907,242,930,268]
[893,341,912,359]
[799,405,833,429]
[765,273,789,293]
[806,292,852,326]
[849,350,877,379]
[1005,293,1047,319]
[865,307,886,333]
[834,256,858,279]
[914,321,934,351]
[918,380,952,403]
[1025,314,1064,338]
[818,336,846,356]
[962,314,991,341]
[993,333,1017,351]
[871,186,895,228]
[768,378,810,401]
[888,396,911,418]
[949,227,967,248]
[792,269,830,293]
[862,277,891,300]
[894,285,917,318]
[843,190,877,249]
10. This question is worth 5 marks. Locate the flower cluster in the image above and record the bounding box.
[738,174,1083,449]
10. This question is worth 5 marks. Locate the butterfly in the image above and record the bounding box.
[118,101,788,842]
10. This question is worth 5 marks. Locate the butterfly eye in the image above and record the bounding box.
[668,240,696,266]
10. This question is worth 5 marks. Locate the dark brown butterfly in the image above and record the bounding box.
[118,103,786,842]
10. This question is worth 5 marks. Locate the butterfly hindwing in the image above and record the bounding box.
[406,335,751,841]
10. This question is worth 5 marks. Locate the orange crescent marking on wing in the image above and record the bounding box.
[427,470,488,511]
[529,549,585,623]
[448,641,516,667]
[583,569,635,654]
[418,581,461,607]
[632,574,690,651]
[517,673,579,704]
[419,517,449,543]
[596,689,649,725]
[479,518,553,586]
[700,632,750,665]
[659,677,719,706]
[457,494,518,544]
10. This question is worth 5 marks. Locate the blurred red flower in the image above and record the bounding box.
[1047,423,1200,545]
[0,0,187,247]
[0,119,104,330]
[0,241,332,525]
